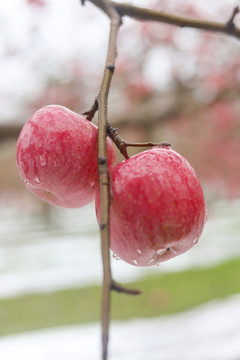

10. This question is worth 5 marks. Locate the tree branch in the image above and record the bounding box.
[87,0,240,40]
[96,8,122,360]
[114,2,240,39]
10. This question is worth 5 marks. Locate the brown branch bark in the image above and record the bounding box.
[87,0,240,40]
[96,8,122,360]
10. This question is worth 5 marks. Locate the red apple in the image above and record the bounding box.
[16,105,115,208]
[96,147,206,266]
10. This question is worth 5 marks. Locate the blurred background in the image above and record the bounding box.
[0,0,240,359]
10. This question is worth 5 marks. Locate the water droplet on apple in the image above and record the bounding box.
[136,249,142,255]
[148,258,154,265]
[24,179,29,185]
[193,237,199,245]
[40,155,46,166]
[205,208,208,222]
[132,259,138,265]
[156,249,165,256]
[35,176,40,184]
[112,253,120,260]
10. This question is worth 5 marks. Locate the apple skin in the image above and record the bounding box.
[16,105,115,208]
[96,147,206,266]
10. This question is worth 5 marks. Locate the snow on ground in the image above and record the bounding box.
[0,199,240,298]
[1,293,240,360]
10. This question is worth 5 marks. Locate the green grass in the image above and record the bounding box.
[1,258,240,336]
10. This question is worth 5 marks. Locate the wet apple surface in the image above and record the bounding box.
[16,105,115,208]
[96,147,206,266]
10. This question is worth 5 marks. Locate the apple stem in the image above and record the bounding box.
[107,124,171,159]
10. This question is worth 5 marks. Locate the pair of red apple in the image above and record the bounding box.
[16,105,206,266]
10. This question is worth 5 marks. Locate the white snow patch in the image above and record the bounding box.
[1,294,240,359]
[0,199,239,298]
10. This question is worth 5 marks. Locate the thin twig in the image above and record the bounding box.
[111,280,142,295]
[226,6,240,30]
[83,98,98,121]
[97,8,122,360]
[107,124,170,159]
[87,0,240,40]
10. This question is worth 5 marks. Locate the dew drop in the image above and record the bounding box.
[132,259,138,265]
[193,237,199,245]
[205,208,208,223]
[148,258,154,265]
[35,176,40,184]
[112,253,120,261]
[40,155,46,166]
[156,249,165,256]
[24,179,29,185]
[136,249,142,255]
